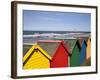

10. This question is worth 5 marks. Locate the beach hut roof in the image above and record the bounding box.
[37,40,69,57]
[78,37,88,41]
[64,39,81,54]
[37,40,62,57]
[78,38,87,47]
[88,36,91,41]
[53,37,76,40]
[37,40,62,43]
[23,44,51,65]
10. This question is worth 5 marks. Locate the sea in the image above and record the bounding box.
[23,31,90,45]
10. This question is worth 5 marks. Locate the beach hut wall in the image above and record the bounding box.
[86,37,91,60]
[79,40,87,65]
[37,40,70,68]
[64,39,81,67]
[50,41,69,68]
[23,44,51,69]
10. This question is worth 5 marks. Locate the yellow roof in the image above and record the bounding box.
[23,44,51,62]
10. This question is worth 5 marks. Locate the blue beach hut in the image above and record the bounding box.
[79,39,87,65]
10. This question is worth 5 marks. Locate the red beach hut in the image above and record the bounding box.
[37,40,70,68]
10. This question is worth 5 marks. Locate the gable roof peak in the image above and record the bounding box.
[64,39,81,54]
[23,44,51,66]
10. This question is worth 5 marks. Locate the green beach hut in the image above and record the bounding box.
[64,39,81,67]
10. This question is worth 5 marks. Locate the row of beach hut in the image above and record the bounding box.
[23,37,91,70]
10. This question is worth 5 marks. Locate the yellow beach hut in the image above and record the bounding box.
[86,37,91,60]
[23,44,51,70]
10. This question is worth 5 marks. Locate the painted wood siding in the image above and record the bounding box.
[86,39,91,60]
[23,44,51,69]
[50,43,69,68]
[80,43,86,65]
[23,51,50,69]
[70,45,80,67]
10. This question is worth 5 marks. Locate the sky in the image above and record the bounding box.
[23,10,91,32]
